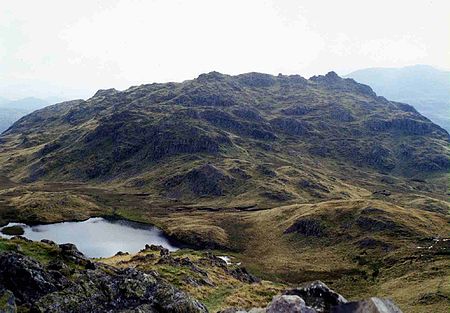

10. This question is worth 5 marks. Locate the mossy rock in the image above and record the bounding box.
[1,225,25,236]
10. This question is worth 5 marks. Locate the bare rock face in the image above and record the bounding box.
[331,297,403,313]
[284,219,327,237]
[165,164,235,197]
[267,295,316,313]
[226,267,260,284]
[0,252,70,305]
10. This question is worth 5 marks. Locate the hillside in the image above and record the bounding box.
[346,65,450,133]
[0,71,449,312]
[1,71,449,203]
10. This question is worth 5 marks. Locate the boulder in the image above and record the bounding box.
[143,244,167,252]
[331,297,402,313]
[227,267,261,283]
[41,239,57,246]
[58,243,86,262]
[284,281,347,312]
[0,252,70,306]
[266,295,316,313]
[152,283,208,313]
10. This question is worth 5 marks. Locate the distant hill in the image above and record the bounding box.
[345,65,450,132]
[0,97,50,133]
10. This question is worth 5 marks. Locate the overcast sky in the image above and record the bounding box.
[0,0,449,100]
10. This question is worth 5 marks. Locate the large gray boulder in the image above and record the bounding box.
[266,295,316,313]
[331,297,402,313]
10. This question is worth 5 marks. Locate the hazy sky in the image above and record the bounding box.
[0,0,449,100]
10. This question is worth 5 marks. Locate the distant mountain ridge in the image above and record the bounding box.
[345,65,450,132]
[0,97,51,133]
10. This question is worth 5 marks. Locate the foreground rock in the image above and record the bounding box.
[0,249,207,313]
[283,281,347,312]
[221,281,403,313]
[267,295,315,313]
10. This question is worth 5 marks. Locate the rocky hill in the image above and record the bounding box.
[0,71,448,206]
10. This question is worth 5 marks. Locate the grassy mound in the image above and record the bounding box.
[1,225,24,236]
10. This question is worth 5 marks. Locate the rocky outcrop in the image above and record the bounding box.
[365,117,444,136]
[283,281,347,312]
[310,72,377,97]
[0,251,207,313]
[284,219,327,237]
[270,117,310,136]
[298,179,330,193]
[281,105,313,116]
[199,109,276,140]
[232,108,265,122]
[0,252,71,305]
[165,164,235,197]
[237,72,277,88]
[227,267,260,284]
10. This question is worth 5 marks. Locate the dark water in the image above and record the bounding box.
[0,217,181,258]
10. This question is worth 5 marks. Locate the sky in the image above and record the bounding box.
[0,0,449,100]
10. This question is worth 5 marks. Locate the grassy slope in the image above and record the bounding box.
[1,181,448,312]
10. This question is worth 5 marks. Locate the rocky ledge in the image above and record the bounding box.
[0,242,207,313]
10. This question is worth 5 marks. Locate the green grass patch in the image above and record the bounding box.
[201,285,234,312]
[0,238,59,264]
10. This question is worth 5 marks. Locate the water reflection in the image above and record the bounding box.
[0,217,181,258]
